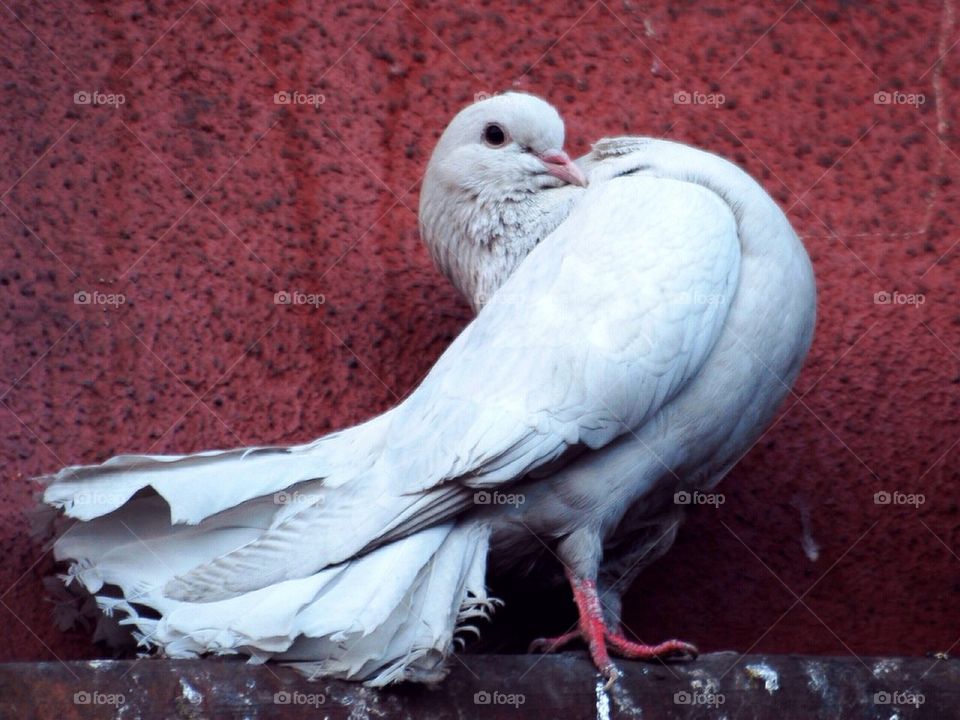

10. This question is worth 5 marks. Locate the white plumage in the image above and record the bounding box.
[41,93,815,685]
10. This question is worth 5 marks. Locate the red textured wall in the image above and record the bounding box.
[2,0,958,665]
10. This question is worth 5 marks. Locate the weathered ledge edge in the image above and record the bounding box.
[1,652,955,719]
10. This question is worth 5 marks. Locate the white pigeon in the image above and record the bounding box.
[41,92,815,687]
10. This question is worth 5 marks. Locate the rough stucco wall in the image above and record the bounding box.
[0,0,957,665]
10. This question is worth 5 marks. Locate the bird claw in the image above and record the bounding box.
[527,638,555,654]
[606,634,699,662]
[528,630,581,654]
[600,663,621,691]
[529,625,696,692]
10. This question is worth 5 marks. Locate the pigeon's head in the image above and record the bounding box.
[420,92,586,311]
[423,92,587,198]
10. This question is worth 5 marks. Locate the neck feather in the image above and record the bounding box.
[421,185,582,312]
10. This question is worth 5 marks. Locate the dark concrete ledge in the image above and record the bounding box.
[0,653,955,719]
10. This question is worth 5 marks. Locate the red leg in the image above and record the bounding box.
[567,572,619,684]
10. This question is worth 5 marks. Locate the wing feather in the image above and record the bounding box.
[168,174,741,601]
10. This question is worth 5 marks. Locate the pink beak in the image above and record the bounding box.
[538,150,588,187]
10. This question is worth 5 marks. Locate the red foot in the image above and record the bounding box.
[529,569,698,688]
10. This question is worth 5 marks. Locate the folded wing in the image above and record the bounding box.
[167,174,742,602]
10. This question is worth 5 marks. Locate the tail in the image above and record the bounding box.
[40,414,495,685]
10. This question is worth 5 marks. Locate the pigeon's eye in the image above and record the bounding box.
[483,123,508,148]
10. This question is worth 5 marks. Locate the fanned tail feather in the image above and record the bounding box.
[52,496,491,683]
[41,408,495,684]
